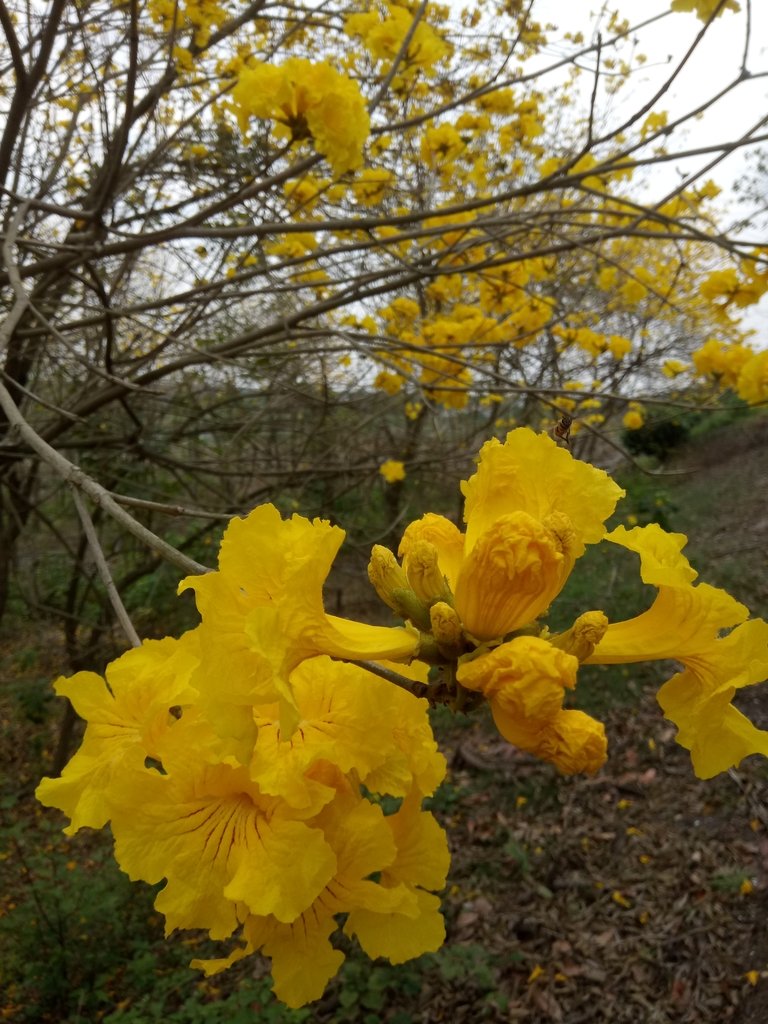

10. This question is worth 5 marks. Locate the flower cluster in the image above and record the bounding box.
[670,0,740,20]
[38,428,768,1006]
[368,428,768,778]
[344,3,452,79]
[231,58,370,176]
[692,339,768,406]
[37,507,447,1008]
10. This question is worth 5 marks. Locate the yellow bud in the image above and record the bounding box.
[404,540,453,605]
[549,610,609,661]
[367,545,432,630]
[368,544,408,599]
[430,601,464,656]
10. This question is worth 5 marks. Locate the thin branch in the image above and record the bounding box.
[70,487,141,648]
[368,0,428,113]
[350,659,426,696]
[0,375,212,576]
[110,492,233,520]
[0,1,27,85]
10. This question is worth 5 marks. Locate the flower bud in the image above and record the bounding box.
[367,545,432,630]
[549,610,609,662]
[404,539,453,605]
[429,601,464,657]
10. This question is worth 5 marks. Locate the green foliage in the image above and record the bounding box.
[622,396,758,465]
[334,958,422,1022]
[331,943,501,1022]
[9,675,54,727]
[622,414,690,463]
[0,814,308,1024]
[710,871,752,894]
[685,393,755,441]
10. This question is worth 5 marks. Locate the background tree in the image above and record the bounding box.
[1,0,766,667]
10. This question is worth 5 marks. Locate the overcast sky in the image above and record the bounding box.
[521,0,768,335]
[531,1,768,202]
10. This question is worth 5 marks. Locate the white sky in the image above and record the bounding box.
[522,0,768,336]
[533,0,768,195]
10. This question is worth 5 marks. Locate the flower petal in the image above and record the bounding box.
[461,427,624,557]
[587,583,748,664]
[454,512,567,638]
[399,512,465,590]
[605,523,698,587]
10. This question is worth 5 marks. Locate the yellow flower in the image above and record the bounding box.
[608,335,632,359]
[344,789,449,961]
[462,428,624,555]
[231,59,369,175]
[379,459,406,483]
[420,123,465,167]
[452,511,571,640]
[457,637,607,774]
[737,350,768,406]
[692,339,754,388]
[623,409,644,430]
[663,358,689,378]
[351,167,395,206]
[699,267,765,308]
[587,525,768,777]
[250,657,445,812]
[374,370,404,395]
[39,425,768,1008]
[36,635,199,833]
[458,636,578,718]
[194,787,449,1007]
[370,428,621,773]
[670,2,740,23]
[110,746,338,940]
[179,504,419,716]
[346,4,451,74]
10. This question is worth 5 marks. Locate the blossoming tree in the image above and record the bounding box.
[1,0,767,631]
[2,0,767,1006]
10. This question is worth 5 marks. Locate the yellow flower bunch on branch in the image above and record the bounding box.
[231,58,370,176]
[38,429,768,1006]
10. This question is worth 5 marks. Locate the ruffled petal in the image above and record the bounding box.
[491,705,607,775]
[587,583,748,665]
[347,889,445,963]
[245,914,344,1009]
[454,512,568,638]
[461,427,624,557]
[399,512,465,589]
[659,671,768,778]
[35,635,200,832]
[605,523,698,587]
[457,636,577,723]
[223,818,336,922]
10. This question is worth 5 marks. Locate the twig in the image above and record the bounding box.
[0,375,212,576]
[350,658,426,696]
[70,487,141,648]
[368,1,428,113]
[110,491,233,520]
